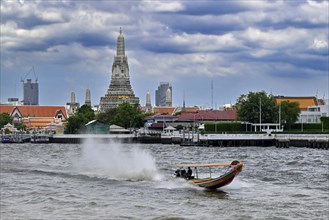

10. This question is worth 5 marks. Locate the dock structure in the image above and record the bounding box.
[36,133,329,150]
[275,134,329,149]
[49,134,136,144]
[199,134,275,147]
[179,133,328,149]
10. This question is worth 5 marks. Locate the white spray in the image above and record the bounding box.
[75,138,163,181]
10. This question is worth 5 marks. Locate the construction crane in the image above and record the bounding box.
[21,66,38,83]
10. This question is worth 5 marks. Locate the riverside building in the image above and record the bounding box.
[99,28,139,111]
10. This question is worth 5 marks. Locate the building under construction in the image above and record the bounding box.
[23,79,38,105]
[22,67,39,105]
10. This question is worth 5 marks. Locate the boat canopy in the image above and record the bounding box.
[173,161,240,168]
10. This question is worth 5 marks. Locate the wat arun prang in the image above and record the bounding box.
[99,28,139,111]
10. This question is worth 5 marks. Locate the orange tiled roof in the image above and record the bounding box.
[153,107,176,115]
[0,105,68,119]
[181,107,199,113]
[0,106,16,114]
[274,97,317,110]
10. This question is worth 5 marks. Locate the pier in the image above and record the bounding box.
[275,134,329,149]
[199,134,275,147]
[49,134,136,144]
[3,132,327,150]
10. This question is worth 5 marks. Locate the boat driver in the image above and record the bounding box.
[187,167,193,179]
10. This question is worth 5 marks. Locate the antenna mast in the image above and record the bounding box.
[211,79,213,109]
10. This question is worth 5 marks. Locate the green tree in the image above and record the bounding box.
[16,123,27,131]
[4,128,11,134]
[64,105,95,134]
[64,115,83,134]
[96,108,117,124]
[112,103,144,128]
[77,105,95,123]
[0,113,13,128]
[320,116,329,129]
[279,101,300,129]
[236,91,278,123]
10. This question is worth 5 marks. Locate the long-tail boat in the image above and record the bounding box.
[173,160,243,189]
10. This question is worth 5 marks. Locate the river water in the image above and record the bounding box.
[1,139,328,219]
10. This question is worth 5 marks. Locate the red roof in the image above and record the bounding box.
[0,105,68,119]
[177,109,237,121]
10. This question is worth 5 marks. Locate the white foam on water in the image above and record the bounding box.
[74,138,164,181]
[222,177,254,190]
[155,177,200,190]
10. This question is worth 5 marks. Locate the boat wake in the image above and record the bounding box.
[154,177,202,190]
[221,177,253,190]
[5,166,122,183]
[73,138,164,181]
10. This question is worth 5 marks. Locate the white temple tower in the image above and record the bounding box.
[71,92,75,104]
[146,90,152,113]
[85,88,91,106]
[99,28,139,111]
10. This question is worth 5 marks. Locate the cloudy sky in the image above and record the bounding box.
[1,0,328,108]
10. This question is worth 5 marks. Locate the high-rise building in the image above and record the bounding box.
[166,88,172,107]
[85,88,91,106]
[99,28,139,111]
[23,79,38,105]
[155,82,172,107]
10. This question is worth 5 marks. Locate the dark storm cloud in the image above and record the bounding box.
[256,19,329,30]
[178,1,249,16]
[1,13,66,29]
[75,33,115,47]
[1,0,328,106]
[260,53,326,73]
[141,41,190,54]
[7,31,115,53]
[158,14,244,35]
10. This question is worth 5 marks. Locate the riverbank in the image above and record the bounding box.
[45,133,329,150]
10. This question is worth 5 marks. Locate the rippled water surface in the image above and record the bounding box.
[1,139,328,219]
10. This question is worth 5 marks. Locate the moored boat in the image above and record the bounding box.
[1,136,13,143]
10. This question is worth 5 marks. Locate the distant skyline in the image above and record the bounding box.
[1,0,328,108]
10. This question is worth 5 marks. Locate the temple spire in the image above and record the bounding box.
[99,27,139,111]
[117,27,125,56]
[146,90,152,113]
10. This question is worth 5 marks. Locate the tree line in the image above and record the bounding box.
[64,102,145,134]
[1,91,327,134]
[236,91,300,129]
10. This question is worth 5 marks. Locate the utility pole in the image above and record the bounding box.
[279,103,281,129]
[211,79,213,110]
[259,98,262,132]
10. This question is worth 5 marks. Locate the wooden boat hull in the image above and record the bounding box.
[189,163,243,189]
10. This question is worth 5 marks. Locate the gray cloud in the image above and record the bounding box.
[1,0,328,106]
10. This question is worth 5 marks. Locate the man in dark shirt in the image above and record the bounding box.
[187,167,192,179]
